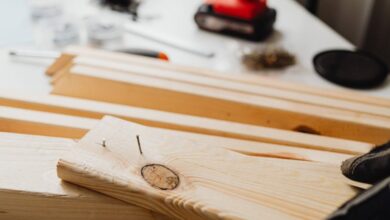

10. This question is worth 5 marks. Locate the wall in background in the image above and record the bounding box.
[296,0,375,47]
[316,0,375,47]
[363,0,390,66]
[296,0,389,66]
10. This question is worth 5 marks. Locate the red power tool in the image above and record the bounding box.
[194,0,276,41]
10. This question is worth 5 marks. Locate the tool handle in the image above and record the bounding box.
[117,48,169,61]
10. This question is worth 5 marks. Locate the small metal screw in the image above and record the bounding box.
[136,135,143,155]
[98,138,107,148]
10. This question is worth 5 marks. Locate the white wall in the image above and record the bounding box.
[317,0,375,47]
[296,0,375,47]
[363,0,390,66]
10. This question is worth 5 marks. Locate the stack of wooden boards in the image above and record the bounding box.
[1,46,389,219]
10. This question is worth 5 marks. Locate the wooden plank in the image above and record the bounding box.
[72,55,390,118]
[148,126,355,165]
[64,46,390,108]
[0,105,356,165]
[0,132,164,220]
[51,64,390,144]
[46,54,74,76]
[0,105,95,138]
[0,91,372,155]
[57,116,359,220]
[50,61,74,85]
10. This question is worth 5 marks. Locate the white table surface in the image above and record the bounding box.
[0,0,389,97]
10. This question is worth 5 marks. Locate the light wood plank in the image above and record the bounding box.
[0,91,371,156]
[64,46,390,108]
[71,55,390,118]
[46,54,74,76]
[0,105,95,138]
[51,64,390,144]
[0,132,164,220]
[57,116,360,220]
[0,105,356,164]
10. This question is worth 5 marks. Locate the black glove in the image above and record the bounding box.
[327,177,390,220]
[327,141,390,220]
[341,141,390,184]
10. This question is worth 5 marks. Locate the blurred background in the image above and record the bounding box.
[297,0,390,67]
[0,0,388,96]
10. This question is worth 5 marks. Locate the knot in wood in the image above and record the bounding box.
[141,164,180,190]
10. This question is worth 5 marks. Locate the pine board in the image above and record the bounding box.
[57,116,360,220]
[0,92,372,155]
[70,55,390,118]
[51,64,390,144]
[64,46,390,108]
[0,132,165,220]
[0,105,355,165]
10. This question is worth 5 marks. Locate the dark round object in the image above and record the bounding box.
[313,50,388,89]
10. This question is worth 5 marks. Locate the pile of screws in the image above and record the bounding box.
[242,48,296,70]
[98,0,141,20]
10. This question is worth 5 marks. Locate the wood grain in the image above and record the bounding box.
[64,46,390,108]
[0,105,95,138]
[51,64,390,144]
[0,92,372,155]
[72,55,390,118]
[0,105,356,165]
[57,116,361,220]
[45,54,74,76]
[0,132,165,220]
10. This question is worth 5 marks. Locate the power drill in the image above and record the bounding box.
[194,0,277,41]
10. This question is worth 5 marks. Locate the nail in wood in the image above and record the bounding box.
[136,135,143,155]
[101,138,106,147]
